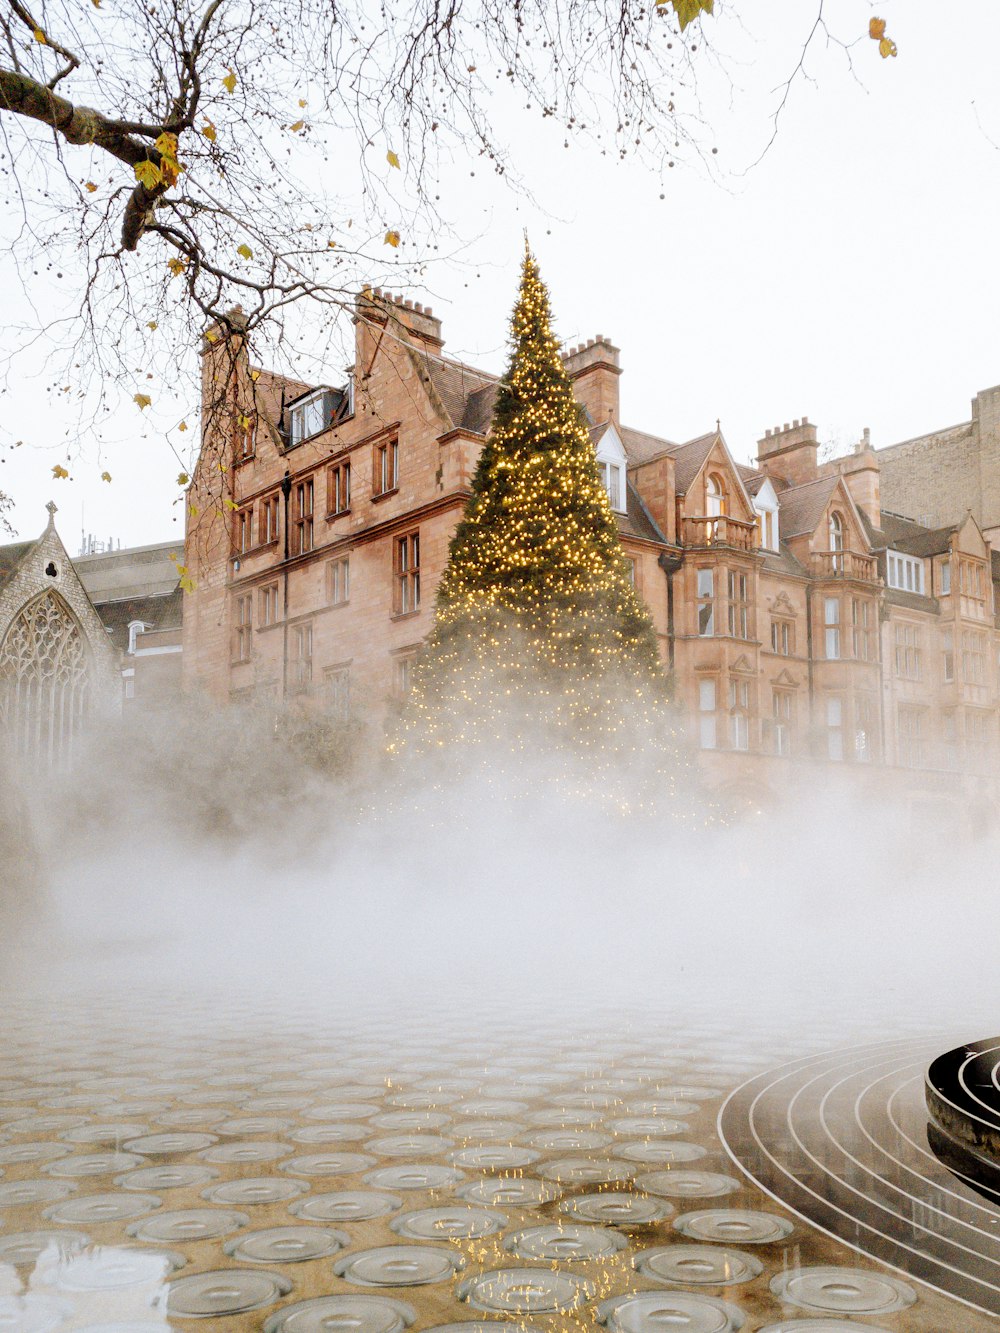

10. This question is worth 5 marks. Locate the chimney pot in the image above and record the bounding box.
[793,418,799,428]
[404,299,413,310]
[783,422,790,431]
[415,303,423,313]
[803,414,809,424]
[765,429,772,438]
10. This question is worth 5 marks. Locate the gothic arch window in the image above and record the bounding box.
[0,590,91,765]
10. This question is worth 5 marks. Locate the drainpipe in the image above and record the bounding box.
[281,469,292,702]
[805,583,815,754]
[658,550,684,672]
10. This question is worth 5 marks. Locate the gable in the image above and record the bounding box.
[955,512,988,557]
[592,422,628,465]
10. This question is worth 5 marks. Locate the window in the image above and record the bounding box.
[394,532,420,614]
[960,560,986,599]
[894,623,921,680]
[624,558,636,587]
[772,690,793,757]
[852,599,874,661]
[824,597,840,660]
[770,619,793,656]
[237,415,256,460]
[328,461,351,515]
[962,630,987,685]
[829,511,844,570]
[395,654,417,696]
[293,623,313,688]
[328,556,350,606]
[599,460,624,512]
[259,582,279,627]
[236,506,253,555]
[942,711,959,770]
[292,479,314,555]
[826,696,844,762]
[854,695,874,763]
[260,494,279,545]
[886,551,924,594]
[727,570,749,639]
[233,593,252,662]
[698,678,717,750]
[123,675,135,701]
[326,667,350,720]
[697,568,714,636]
[728,678,750,751]
[966,711,991,770]
[706,473,727,517]
[374,438,399,496]
[757,507,777,551]
[940,558,951,595]
[289,390,330,445]
[942,627,954,682]
[898,707,924,769]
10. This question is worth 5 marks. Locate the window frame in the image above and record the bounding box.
[824,596,841,660]
[327,555,350,606]
[727,569,749,640]
[394,531,420,615]
[260,494,279,546]
[696,567,715,637]
[292,478,315,556]
[259,582,279,628]
[374,438,400,497]
[327,460,351,516]
[232,592,253,663]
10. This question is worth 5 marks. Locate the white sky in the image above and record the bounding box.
[3,0,1000,548]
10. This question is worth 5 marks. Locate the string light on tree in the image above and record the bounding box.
[393,245,704,819]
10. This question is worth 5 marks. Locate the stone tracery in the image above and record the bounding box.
[0,590,91,764]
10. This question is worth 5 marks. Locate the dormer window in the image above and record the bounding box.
[752,477,780,551]
[593,424,628,514]
[599,461,625,512]
[288,387,344,446]
[887,551,924,595]
[829,510,844,552]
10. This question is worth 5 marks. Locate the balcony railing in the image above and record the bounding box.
[812,550,878,582]
[682,515,758,552]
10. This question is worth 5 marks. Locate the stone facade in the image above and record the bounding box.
[877,383,1000,542]
[182,292,1000,807]
[0,505,120,765]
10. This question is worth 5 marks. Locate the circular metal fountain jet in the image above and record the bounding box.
[926,1036,1000,1198]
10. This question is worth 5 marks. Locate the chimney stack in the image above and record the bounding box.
[756,417,818,487]
[561,336,622,425]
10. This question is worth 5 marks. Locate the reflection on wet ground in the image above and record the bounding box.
[0,994,994,1331]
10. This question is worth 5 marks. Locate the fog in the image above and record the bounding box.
[3,699,996,1054]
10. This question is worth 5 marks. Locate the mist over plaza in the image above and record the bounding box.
[4,3,1000,1331]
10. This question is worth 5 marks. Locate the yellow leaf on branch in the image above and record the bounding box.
[134,159,162,189]
[84,181,98,193]
[223,498,238,511]
[879,36,897,58]
[177,472,190,486]
[154,132,179,161]
[658,0,713,31]
[387,150,400,169]
[101,471,112,482]
[178,420,188,431]
[201,120,217,142]
[237,242,253,259]
[167,257,187,276]
[133,393,152,409]
[33,27,46,43]
[51,464,69,479]
[147,320,158,330]
[222,68,237,93]
[298,98,307,108]
[250,369,261,382]
[869,17,886,39]
[289,120,305,133]
[384,229,401,247]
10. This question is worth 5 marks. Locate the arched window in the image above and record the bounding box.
[829,511,844,551]
[0,591,91,766]
[828,511,845,572]
[706,473,727,518]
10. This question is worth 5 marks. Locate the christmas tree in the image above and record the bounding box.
[394,248,696,812]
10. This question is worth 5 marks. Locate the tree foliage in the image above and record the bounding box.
[395,250,697,814]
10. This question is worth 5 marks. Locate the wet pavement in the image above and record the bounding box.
[0,992,995,1330]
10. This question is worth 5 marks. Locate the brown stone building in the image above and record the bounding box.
[182,291,1000,801]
